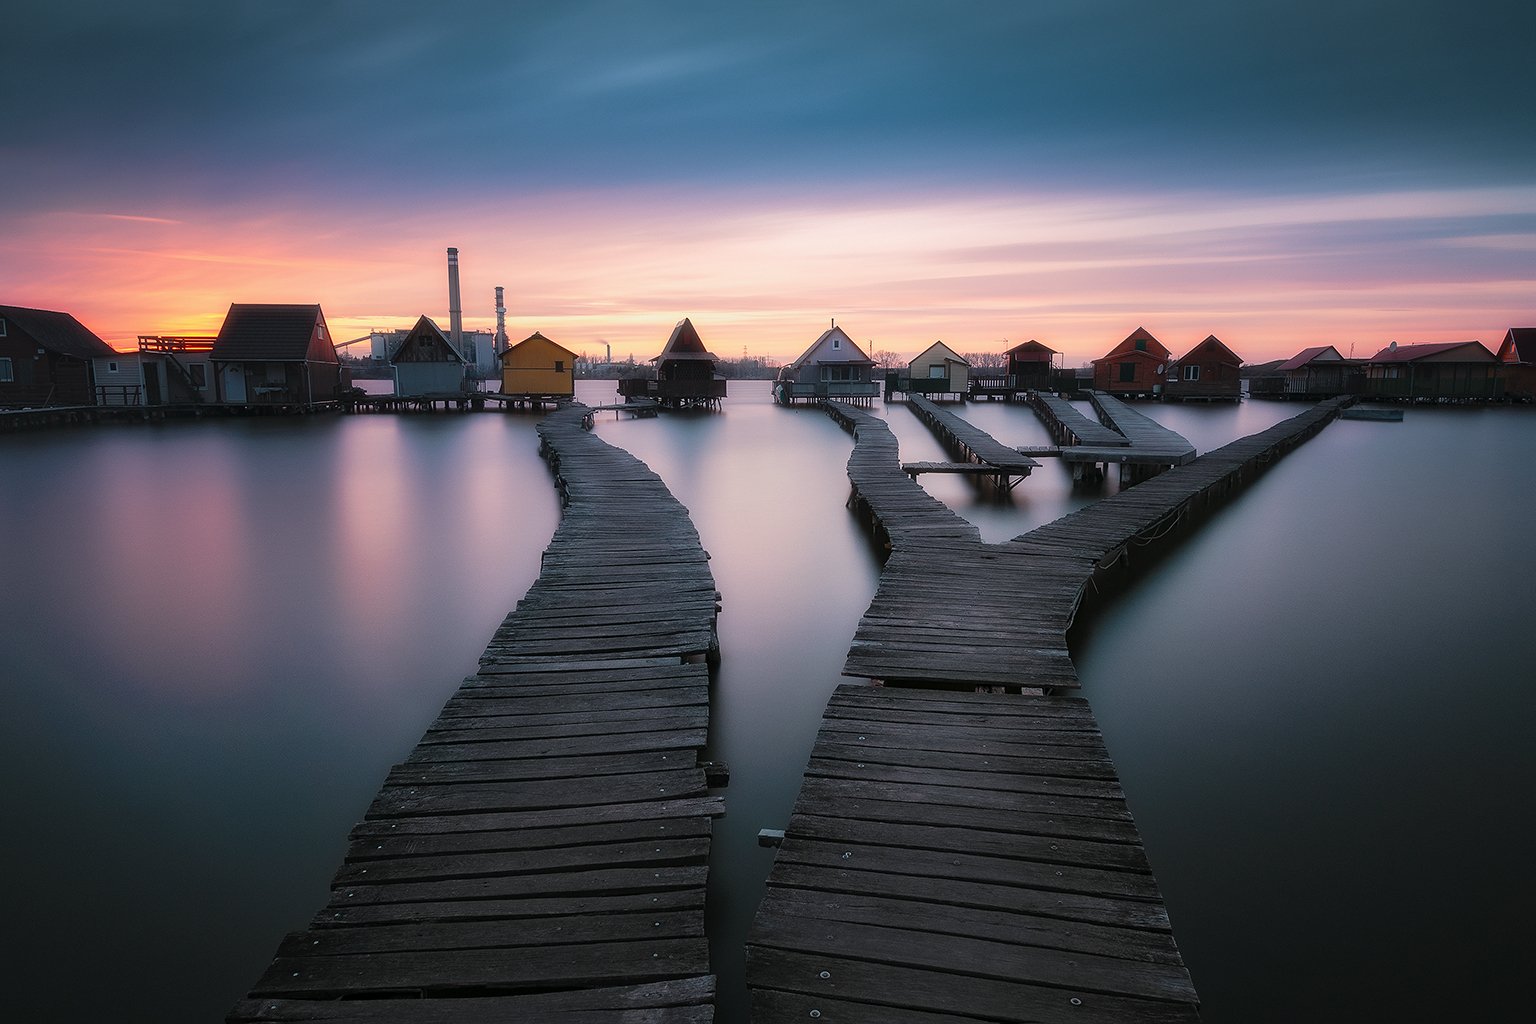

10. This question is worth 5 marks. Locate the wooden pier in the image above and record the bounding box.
[228,403,722,1023]
[748,396,1353,1022]
[903,394,1039,488]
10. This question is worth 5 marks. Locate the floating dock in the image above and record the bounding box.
[228,403,723,1022]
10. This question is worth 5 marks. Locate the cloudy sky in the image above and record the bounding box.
[4,0,1533,362]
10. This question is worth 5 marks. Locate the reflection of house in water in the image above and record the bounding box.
[390,316,468,397]
[775,322,879,406]
[1164,335,1242,402]
[1496,328,1536,401]
[1091,327,1171,398]
[0,304,116,408]
[211,304,344,409]
[500,331,576,403]
[618,318,727,409]
[1362,341,1502,401]
[886,341,968,400]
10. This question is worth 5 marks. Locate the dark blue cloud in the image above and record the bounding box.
[4,0,1532,211]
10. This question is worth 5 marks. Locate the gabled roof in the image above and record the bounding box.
[786,324,873,370]
[211,304,333,362]
[0,304,116,359]
[911,340,968,368]
[1276,345,1345,372]
[389,315,464,364]
[504,331,577,360]
[1094,326,1170,362]
[1368,341,1495,363]
[652,317,718,363]
[1174,335,1242,365]
[1003,339,1057,359]
[1498,327,1536,363]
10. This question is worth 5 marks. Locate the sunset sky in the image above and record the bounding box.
[4,1,1533,364]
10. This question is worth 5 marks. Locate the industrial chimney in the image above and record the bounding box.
[494,285,508,355]
[446,247,464,354]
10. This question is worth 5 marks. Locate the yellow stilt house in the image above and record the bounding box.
[500,331,576,400]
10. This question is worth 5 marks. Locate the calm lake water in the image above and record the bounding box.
[1,382,1530,1021]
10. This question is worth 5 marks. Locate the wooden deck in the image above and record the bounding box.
[904,394,1040,484]
[748,396,1353,1022]
[228,403,722,1023]
[1026,391,1130,448]
[1085,392,1196,465]
[748,685,1199,1024]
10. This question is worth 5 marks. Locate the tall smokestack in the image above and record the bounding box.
[447,247,463,353]
[494,285,508,354]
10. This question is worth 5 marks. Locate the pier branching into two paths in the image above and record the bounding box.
[747,397,1350,1023]
[229,403,722,1023]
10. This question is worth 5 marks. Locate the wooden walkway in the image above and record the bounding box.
[905,394,1040,486]
[229,403,722,1023]
[749,396,1353,1022]
[1026,391,1130,448]
[748,685,1199,1024]
[1085,392,1196,464]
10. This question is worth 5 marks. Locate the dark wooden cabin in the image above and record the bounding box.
[1091,327,1171,398]
[1362,341,1502,401]
[391,315,467,397]
[618,317,727,408]
[1496,328,1536,401]
[1163,335,1242,401]
[1254,345,1361,399]
[0,305,117,408]
[211,304,343,408]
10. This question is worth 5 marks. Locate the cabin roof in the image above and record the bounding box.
[1368,341,1494,363]
[911,340,968,367]
[1499,327,1536,363]
[503,330,577,361]
[389,315,465,364]
[1276,345,1344,371]
[1093,326,1170,363]
[1175,334,1242,365]
[212,304,329,361]
[0,304,116,359]
[786,324,874,370]
[651,317,718,362]
[1003,339,1057,359]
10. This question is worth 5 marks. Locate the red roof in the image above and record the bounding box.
[1368,341,1494,363]
[1276,345,1344,372]
[1174,334,1241,365]
[1094,326,1170,363]
[1003,339,1057,358]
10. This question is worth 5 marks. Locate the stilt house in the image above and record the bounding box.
[1163,335,1242,401]
[618,318,726,408]
[1005,339,1058,392]
[500,331,576,399]
[0,305,117,408]
[391,316,468,397]
[1261,345,1360,399]
[775,323,879,405]
[1496,328,1536,401]
[1091,327,1171,398]
[887,341,969,399]
[1362,341,1502,401]
[211,304,343,408]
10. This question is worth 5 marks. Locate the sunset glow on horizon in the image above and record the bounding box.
[4,2,1533,366]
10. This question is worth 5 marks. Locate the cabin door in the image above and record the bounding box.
[222,364,246,402]
[143,365,161,405]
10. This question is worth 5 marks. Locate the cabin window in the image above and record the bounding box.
[189,363,208,389]
[108,361,120,373]
[1134,339,1147,352]
[928,365,946,378]
[832,336,841,349]
[0,318,7,336]
[0,357,12,382]
[555,360,565,372]
[1119,361,1136,382]
[1183,364,1200,381]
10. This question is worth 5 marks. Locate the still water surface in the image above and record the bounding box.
[1,383,1529,1021]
